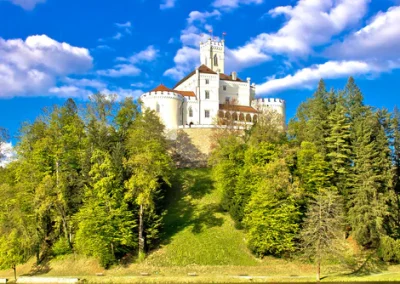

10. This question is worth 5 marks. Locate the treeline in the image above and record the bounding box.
[0,95,173,271]
[210,78,400,270]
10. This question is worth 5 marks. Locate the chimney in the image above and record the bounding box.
[231,71,237,81]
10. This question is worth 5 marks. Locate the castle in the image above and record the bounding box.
[140,38,285,130]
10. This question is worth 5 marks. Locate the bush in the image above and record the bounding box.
[52,238,72,256]
[378,235,400,263]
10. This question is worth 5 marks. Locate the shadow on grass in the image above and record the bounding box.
[162,168,224,244]
[346,253,388,277]
[27,261,52,276]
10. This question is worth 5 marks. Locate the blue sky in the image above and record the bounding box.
[0,0,400,144]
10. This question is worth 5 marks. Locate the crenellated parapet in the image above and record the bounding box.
[251,97,286,122]
[141,90,184,102]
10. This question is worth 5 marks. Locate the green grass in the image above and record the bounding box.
[145,168,258,266]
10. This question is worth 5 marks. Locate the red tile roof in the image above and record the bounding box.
[150,84,172,92]
[219,104,258,113]
[173,65,245,88]
[149,84,196,98]
[176,90,196,97]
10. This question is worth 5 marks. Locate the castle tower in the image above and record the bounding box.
[140,84,184,130]
[200,38,225,73]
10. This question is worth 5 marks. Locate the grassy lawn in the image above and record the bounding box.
[144,167,258,266]
[1,168,400,282]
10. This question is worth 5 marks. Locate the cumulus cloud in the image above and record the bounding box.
[256,60,382,95]
[187,10,221,24]
[164,9,222,79]
[5,0,45,10]
[0,142,16,167]
[98,45,158,78]
[97,64,141,77]
[164,46,199,79]
[225,40,271,73]
[326,5,400,60]
[212,0,263,10]
[238,0,370,57]
[0,35,93,98]
[160,0,176,10]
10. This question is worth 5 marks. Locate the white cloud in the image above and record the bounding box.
[115,21,132,28]
[164,46,199,79]
[164,9,222,79]
[256,60,383,95]
[130,45,158,63]
[115,21,132,35]
[187,10,221,24]
[93,45,114,52]
[100,88,143,100]
[238,0,370,57]
[160,0,176,10]
[0,35,93,98]
[97,64,141,77]
[5,0,45,10]
[212,0,263,10]
[0,142,16,167]
[48,85,92,98]
[225,41,271,72]
[98,45,158,78]
[112,32,123,40]
[64,77,107,89]
[326,5,400,60]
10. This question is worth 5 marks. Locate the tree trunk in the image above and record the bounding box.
[138,204,144,256]
[316,259,320,282]
[12,264,16,281]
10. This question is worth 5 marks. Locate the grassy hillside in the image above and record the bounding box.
[2,168,400,282]
[145,168,259,266]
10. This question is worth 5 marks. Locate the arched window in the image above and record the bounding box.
[189,107,193,117]
[156,103,160,113]
[214,54,218,66]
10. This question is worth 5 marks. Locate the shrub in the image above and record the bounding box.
[52,238,72,256]
[378,235,400,263]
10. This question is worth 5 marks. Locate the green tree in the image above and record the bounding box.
[75,149,136,267]
[288,79,330,153]
[243,158,300,257]
[124,109,173,257]
[300,190,345,282]
[348,112,391,247]
[325,101,351,195]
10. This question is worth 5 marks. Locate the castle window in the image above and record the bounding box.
[225,97,230,103]
[205,90,210,99]
[205,79,209,84]
[223,85,227,91]
[156,103,160,113]
[205,110,210,118]
[214,54,218,66]
[189,107,193,117]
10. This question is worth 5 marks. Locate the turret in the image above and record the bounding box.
[251,98,286,124]
[140,84,184,129]
[200,38,225,73]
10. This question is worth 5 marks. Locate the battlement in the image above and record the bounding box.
[252,98,285,105]
[141,91,184,102]
[200,39,225,48]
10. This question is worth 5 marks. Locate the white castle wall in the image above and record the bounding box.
[251,98,286,122]
[141,91,184,129]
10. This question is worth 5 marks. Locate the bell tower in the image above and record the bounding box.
[200,38,225,73]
